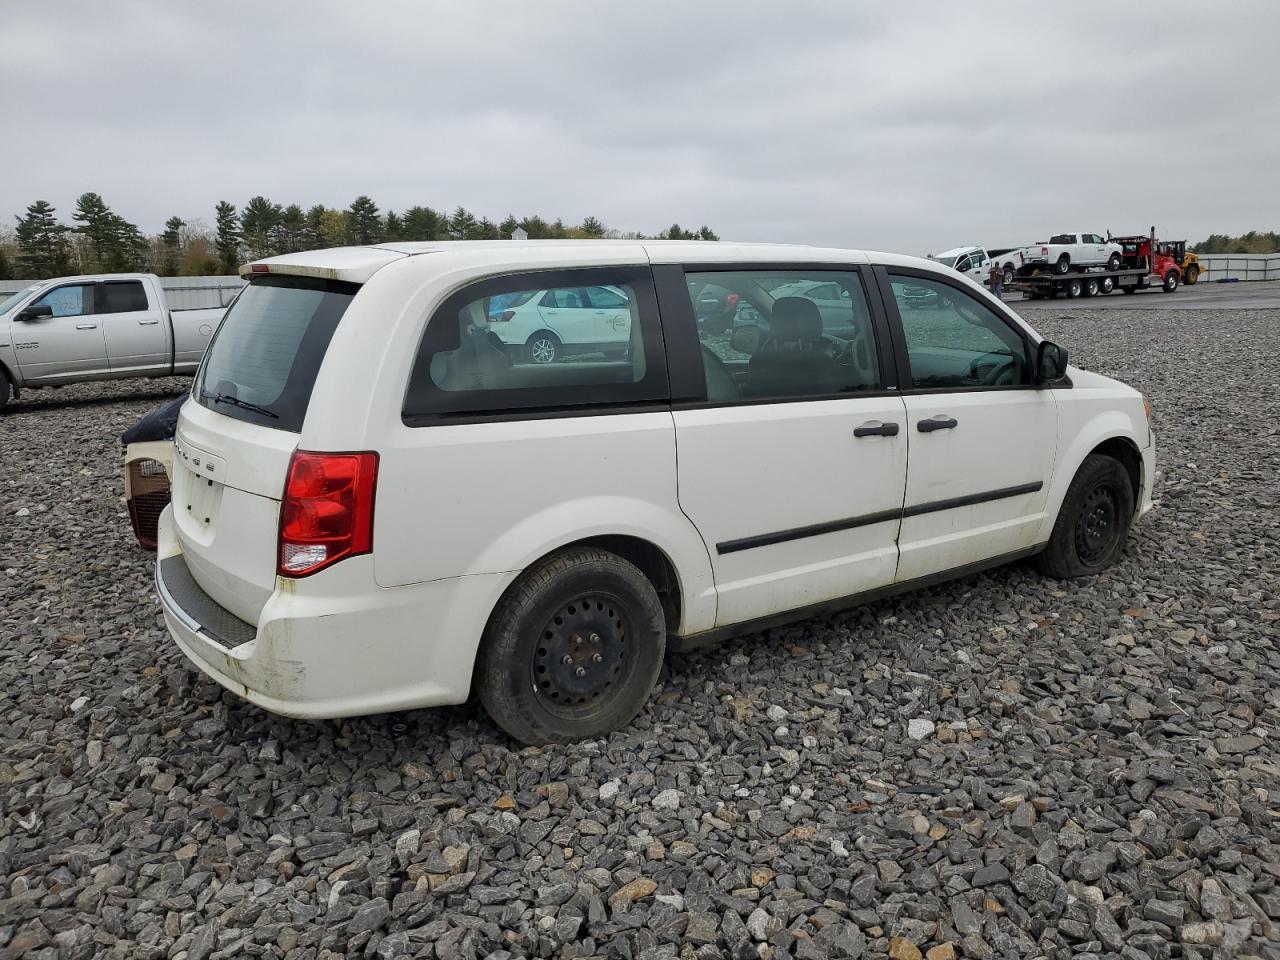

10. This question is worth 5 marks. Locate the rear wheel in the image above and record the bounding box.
[1003,265,1016,285]
[1082,278,1098,297]
[1099,276,1115,294]
[1162,271,1180,293]
[1054,255,1071,275]
[476,547,666,744]
[526,331,561,364]
[1035,455,1135,579]
[1107,253,1121,272]
[1122,285,1138,294]
[1065,278,1082,299]
[1184,264,1199,285]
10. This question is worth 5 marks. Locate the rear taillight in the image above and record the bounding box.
[278,450,378,577]
[1041,246,1049,255]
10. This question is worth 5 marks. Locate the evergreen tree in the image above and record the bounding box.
[346,195,382,245]
[241,196,284,259]
[384,210,404,242]
[499,214,520,237]
[304,204,327,249]
[71,192,147,272]
[15,200,73,277]
[449,206,478,240]
[476,217,500,240]
[403,206,446,241]
[280,204,306,253]
[215,201,241,273]
[697,225,719,241]
[0,247,12,280]
[160,216,186,275]
[580,216,606,238]
[519,215,549,239]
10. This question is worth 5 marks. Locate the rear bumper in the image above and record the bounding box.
[155,506,513,719]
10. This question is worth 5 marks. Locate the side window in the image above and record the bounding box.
[98,281,149,314]
[685,270,882,402]
[403,267,667,421]
[32,284,93,317]
[888,276,1028,389]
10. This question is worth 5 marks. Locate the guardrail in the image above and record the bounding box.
[1192,254,1280,282]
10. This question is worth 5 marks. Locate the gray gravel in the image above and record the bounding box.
[2,309,1279,960]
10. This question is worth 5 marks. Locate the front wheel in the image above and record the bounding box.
[476,547,666,744]
[1163,271,1180,293]
[1035,455,1135,579]
[0,366,10,412]
[1107,253,1121,272]
[1054,255,1071,275]
[1184,265,1199,284]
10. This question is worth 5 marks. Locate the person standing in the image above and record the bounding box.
[989,261,1004,299]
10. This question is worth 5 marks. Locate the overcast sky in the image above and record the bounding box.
[3,1,1278,254]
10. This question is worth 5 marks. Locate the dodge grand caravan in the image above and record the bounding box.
[156,241,1154,744]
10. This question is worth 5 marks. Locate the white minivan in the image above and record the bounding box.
[156,241,1155,744]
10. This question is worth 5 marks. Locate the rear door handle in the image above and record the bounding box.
[917,415,958,432]
[138,319,160,325]
[76,323,98,330]
[854,421,900,438]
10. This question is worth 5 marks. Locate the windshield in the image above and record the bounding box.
[0,284,42,315]
[930,255,959,267]
[194,275,357,432]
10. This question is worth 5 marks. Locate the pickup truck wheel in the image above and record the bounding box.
[1054,255,1071,274]
[1036,455,1135,579]
[1003,265,1016,285]
[0,366,10,411]
[476,546,666,745]
[1065,279,1083,299]
[1162,271,1180,293]
[1107,253,1121,272]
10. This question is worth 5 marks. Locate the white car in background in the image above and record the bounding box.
[488,284,632,363]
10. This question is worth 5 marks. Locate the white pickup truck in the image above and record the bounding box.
[929,246,1028,286]
[0,273,233,410]
[1021,233,1123,275]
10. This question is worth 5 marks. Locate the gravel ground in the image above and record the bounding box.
[2,309,1278,960]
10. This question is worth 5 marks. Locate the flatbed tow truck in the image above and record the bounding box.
[1011,227,1183,299]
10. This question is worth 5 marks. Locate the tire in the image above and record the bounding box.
[1003,265,1016,285]
[1184,265,1199,285]
[1054,255,1071,275]
[1099,276,1115,294]
[525,331,560,364]
[1082,279,1098,298]
[1107,253,1121,272]
[1035,455,1135,579]
[1065,279,1082,299]
[0,366,10,412]
[1162,271,1179,293]
[1122,285,1138,294]
[476,547,667,744]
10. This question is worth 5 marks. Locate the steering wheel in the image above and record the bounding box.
[968,354,1017,386]
[820,333,855,365]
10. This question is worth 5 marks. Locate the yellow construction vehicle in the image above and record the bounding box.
[1159,240,1201,283]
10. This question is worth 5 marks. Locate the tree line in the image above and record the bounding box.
[1190,231,1280,255]
[0,194,719,280]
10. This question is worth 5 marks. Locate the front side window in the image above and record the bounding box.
[889,276,1028,389]
[686,270,882,402]
[403,267,666,421]
[195,275,356,432]
[33,284,92,317]
[99,281,149,314]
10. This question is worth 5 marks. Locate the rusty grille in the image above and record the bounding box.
[126,459,171,550]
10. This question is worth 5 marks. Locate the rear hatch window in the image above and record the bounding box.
[195,275,357,432]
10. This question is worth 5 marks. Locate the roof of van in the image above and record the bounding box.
[242,240,933,284]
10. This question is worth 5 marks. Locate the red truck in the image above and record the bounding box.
[1013,227,1182,299]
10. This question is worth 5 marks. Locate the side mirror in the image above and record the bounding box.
[729,323,764,356]
[1036,340,1069,384]
[17,303,53,321]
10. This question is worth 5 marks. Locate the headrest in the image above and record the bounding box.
[770,297,823,341]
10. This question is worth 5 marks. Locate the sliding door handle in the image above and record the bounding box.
[917,415,958,432]
[854,421,900,438]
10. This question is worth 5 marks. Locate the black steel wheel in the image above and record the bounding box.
[476,547,666,744]
[1036,454,1135,578]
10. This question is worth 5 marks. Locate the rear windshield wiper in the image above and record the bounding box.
[199,390,279,419]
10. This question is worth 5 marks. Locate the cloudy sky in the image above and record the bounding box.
[3,1,1277,254]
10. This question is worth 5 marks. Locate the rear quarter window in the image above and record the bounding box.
[195,275,357,432]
